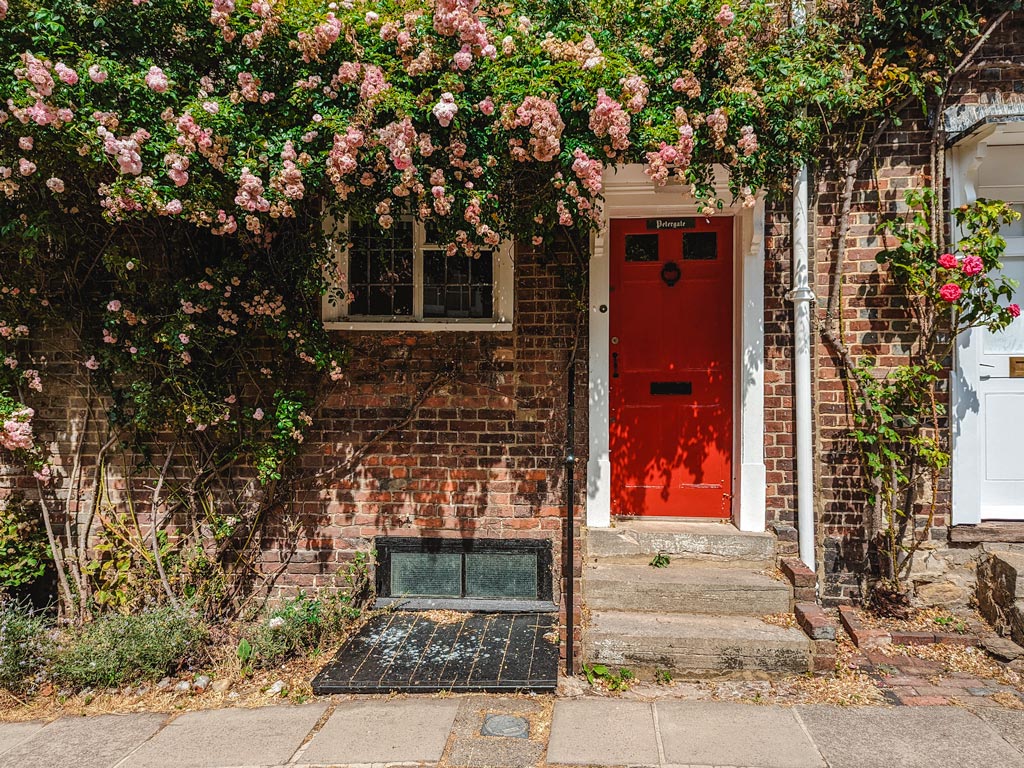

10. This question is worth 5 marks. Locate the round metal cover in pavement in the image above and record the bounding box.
[480,714,530,739]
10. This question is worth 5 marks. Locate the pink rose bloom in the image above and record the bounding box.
[1009,304,1021,318]
[453,46,473,71]
[365,10,378,23]
[432,92,458,127]
[55,63,79,85]
[165,199,183,214]
[715,4,735,25]
[960,255,984,276]
[107,299,122,312]
[145,65,169,92]
[88,65,108,84]
[45,177,64,193]
[253,407,264,420]
[18,136,33,151]
[83,356,100,370]
[938,252,957,269]
[478,97,495,115]
[939,283,963,303]
[18,158,36,176]
[0,0,8,21]
[178,333,190,344]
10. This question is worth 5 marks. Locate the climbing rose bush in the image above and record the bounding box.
[0,0,1004,479]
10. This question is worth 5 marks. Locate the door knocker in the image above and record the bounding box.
[660,261,681,287]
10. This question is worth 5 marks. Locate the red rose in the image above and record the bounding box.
[1009,304,1021,318]
[939,283,962,303]
[938,253,957,269]
[960,255,984,276]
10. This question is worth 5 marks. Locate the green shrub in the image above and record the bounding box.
[239,593,356,670]
[52,607,207,689]
[0,603,51,693]
[0,495,49,590]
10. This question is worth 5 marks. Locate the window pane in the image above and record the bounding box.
[465,553,537,599]
[683,232,718,260]
[625,234,659,262]
[423,250,495,319]
[347,221,414,316]
[391,553,462,597]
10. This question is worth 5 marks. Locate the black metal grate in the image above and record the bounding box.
[311,611,558,694]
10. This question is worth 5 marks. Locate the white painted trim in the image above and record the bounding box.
[586,164,767,531]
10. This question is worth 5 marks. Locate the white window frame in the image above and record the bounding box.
[322,216,514,332]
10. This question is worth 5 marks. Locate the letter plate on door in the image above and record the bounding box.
[1011,357,1024,378]
[650,381,692,395]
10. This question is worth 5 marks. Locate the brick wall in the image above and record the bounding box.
[786,12,1024,603]
[253,240,588,663]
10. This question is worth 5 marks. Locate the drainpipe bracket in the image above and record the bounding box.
[785,287,817,304]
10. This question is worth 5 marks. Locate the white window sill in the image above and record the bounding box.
[324,320,513,333]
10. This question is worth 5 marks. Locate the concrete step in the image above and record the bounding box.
[586,522,775,566]
[584,611,812,678]
[584,562,792,616]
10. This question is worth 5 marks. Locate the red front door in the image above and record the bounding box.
[609,217,733,518]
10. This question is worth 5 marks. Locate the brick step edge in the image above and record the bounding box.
[795,602,839,673]
[837,605,980,650]
[779,557,816,603]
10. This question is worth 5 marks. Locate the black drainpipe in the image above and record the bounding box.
[565,357,576,677]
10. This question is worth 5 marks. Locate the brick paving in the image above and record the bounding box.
[852,648,1024,707]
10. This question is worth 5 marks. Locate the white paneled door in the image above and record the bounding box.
[953,221,1024,523]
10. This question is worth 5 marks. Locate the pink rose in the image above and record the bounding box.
[960,255,984,276]
[83,356,100,370]
[107,299,122,312]
[253,408,264,420]
[88,65,108,84]
[55,63,79,85]
[18,136,33,151]
[165,199,183,214]
[1009,304,1021,318]
[145,66,169,92]
[715,4,735,25]
[18,158,36,176]
[939,283,962,303]
[938,253,957,269]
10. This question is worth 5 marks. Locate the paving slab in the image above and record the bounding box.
[795,705,1024,768]
[444,694,547,768]
[973,707,1024,754]
[0,713,166,768]
[547,699,659,766]
[300,698,459,766]
[0,721,45,757]
[657,701,825,768]
[119,704,326,768]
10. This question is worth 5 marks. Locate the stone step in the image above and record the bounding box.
[584,611,812,678]
[584,562,792,616]
[586,522,775,566]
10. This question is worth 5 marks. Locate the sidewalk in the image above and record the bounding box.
[2,694,1024,768]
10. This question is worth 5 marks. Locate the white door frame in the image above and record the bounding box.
[586,164,767,531]
[950,122,1024,525]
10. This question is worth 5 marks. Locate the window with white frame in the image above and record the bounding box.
[322,218,514,329]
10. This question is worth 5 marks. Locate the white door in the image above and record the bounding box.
[952,210,1024,523]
